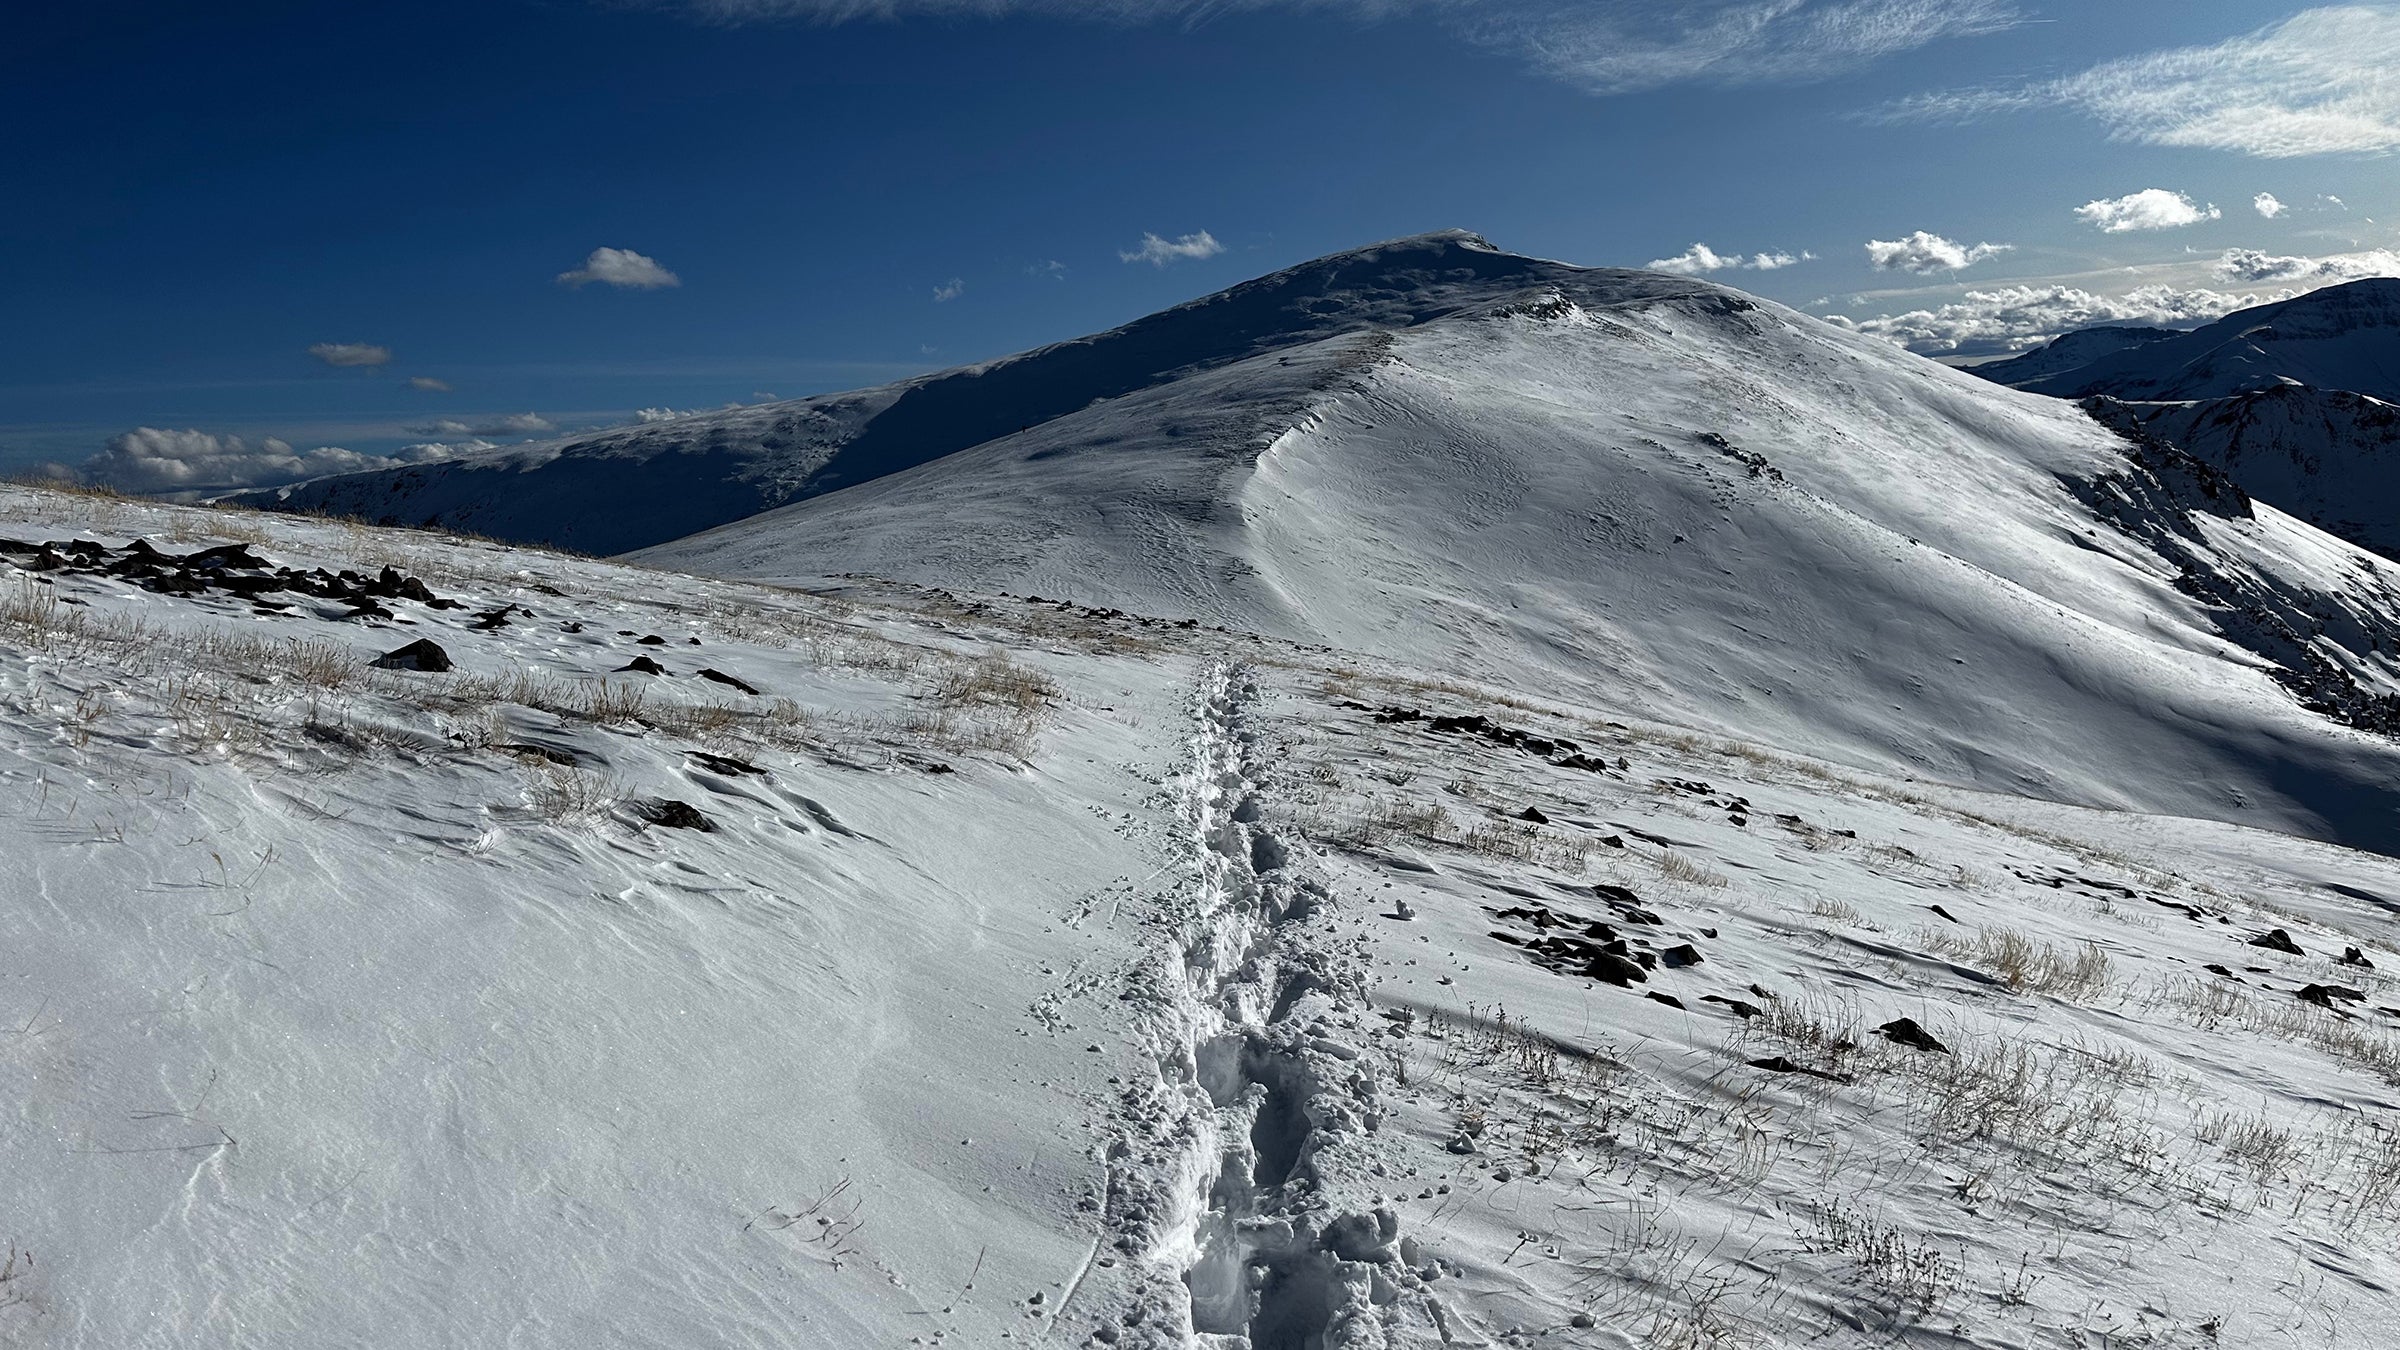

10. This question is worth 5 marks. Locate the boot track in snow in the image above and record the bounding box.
[1093,662,1445,1349]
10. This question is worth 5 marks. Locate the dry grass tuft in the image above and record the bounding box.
[1917,925,2116,1002]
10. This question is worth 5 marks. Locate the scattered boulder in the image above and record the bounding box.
[687,750,766,777]
[1645,992,1685,1010]
[2297,983,2367,1008]
[2248,928,2305,955]
[371,638,452,672]
[1876,1018,1948,1054]
[1659,944,1703,969]
[1519,806,1549,824]
[2342,946,2377,970]
[697,668,761,695]
[631,798,713,832]
[1700,995,1761,1019]
[1746,1056,1850,1083]
[617,656,669,675]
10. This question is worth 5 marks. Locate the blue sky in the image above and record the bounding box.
[7,0,2397,489]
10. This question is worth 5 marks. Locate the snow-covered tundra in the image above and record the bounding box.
[10,234,2400,1347]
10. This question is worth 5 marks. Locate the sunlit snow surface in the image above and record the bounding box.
[8,486,2400,1347]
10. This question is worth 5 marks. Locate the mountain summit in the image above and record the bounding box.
[246,231,1687,554]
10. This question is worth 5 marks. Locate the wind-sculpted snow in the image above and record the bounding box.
[16,484,2400,1346]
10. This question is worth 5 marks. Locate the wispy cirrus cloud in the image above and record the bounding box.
[2074,188,2220,233]
[1879,6,2400,158]
[309,341,392,368]
[1864,230,2010,273]
[932,277,966,302]
[668,0,2026,95]
[1646,242,1811,274]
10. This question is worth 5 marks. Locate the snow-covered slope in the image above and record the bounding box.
[2085,387,2400,558]
[14,484,2400,1348]
[237,231,1692,556]
[631,243,2400,857]
[1999,278,2400,402]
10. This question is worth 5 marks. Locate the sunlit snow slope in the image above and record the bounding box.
[630,237,2400,855]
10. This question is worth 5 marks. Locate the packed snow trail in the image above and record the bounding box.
[1092,663,1445,1348]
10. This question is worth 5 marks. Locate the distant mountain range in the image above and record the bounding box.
[1979,278,2400,557]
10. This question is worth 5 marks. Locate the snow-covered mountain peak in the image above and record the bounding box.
[241,232,1714,554]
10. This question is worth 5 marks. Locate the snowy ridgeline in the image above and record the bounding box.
[9,483,2400,1347]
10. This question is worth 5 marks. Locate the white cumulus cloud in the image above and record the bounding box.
[557,247,682,290]
[1881,6,2400,158]
[68,428,474,496]
[403,413,555,438]
[1647,243,1812,274]
[1120,230,1225,266]
[635,407,697,423]
[2074,189,2220,233]
[309,342,392,368]
[1825,284,2262,356]
[2215,246,2400,283]
[1864,231,2010,274]
[2254,193,2287,219]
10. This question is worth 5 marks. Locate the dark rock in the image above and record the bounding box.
[1645,992,1685,1010]
[2342,946,2377,970]
[687,750,766,777]
[2297,983,2367,1008]
[1586,952,1648,987]
[1659,944,1703,969]
[2248,928,2305,955]
[1519,806,1549,824]
[2204,963,2236,977]
[617,656,669,675]
[1701,995,1761,1019]
[1929,904,1960,924]
[1597,834,1625,849]
[1746,1055,1850,1083]
[371,638,452,672]
[493,742,578,766]
[697,668,761,695]
[1876,1017,1948,1053]
[631,798,713,831]
[637,634,667,646]
[183,543,268,571]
